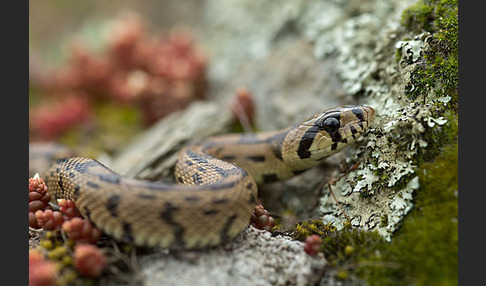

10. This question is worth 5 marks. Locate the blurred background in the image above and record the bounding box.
[29,1,206,55]
[29,1,211,156]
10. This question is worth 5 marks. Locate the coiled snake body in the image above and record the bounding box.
[30,105,375,249]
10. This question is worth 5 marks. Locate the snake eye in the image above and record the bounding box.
[319,117,340,131]
[319,117,340,133]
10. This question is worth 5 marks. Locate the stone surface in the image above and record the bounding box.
[100,101,234,181]
[140,226,325,286]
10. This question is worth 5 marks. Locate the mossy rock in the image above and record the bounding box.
[400,0,458,109]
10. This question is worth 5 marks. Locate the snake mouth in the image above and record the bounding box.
[362,106,375,123]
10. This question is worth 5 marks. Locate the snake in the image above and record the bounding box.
[29,105,375,249]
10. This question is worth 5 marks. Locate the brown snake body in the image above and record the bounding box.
[29,105,375,249]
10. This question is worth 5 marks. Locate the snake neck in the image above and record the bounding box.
[195,127,313,184]
[279,125,326,171]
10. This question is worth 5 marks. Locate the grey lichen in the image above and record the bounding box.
[395,33,427,64]
[312,1,452,241]
[321,77,450,239]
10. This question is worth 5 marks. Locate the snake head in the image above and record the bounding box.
[296,105,375,160]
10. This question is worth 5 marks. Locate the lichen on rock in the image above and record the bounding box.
[313,0,457,245]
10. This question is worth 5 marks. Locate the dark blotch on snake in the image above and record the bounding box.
[122,222,135,243]
[351,107,364,121]
[106,194,121,217]
[57,172,65,195]
[249,193,256,204]
[271,146,283,161]
[98,173,121,185]
[73,185,81,200]
[262,173,278,183]
[185,196,201,202]
[160,203,178,223]
[331,142,338,151]
[246,155,266,162]
[159,202,185,248]
[297,125,319,159]
[220,215,238,244]
[212,198,229,204]
[203,209,219,216]
[86,181,100,189]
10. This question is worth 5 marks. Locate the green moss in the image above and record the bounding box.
[321,225,387,269]
[336,269,350,280]
[401,1,435,32]
[417,108,458,164]
[296,142,457,285]
[402,1,434,31]
[292,220,392,282]
[369,142,458,285]
[292,220,337,241]
[400,0,458,110]
[379,214,388,227]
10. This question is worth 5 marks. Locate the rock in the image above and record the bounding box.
[101,101,233,181]
[140,226,325,286]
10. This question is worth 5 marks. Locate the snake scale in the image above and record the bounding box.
[29,105,375,249]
